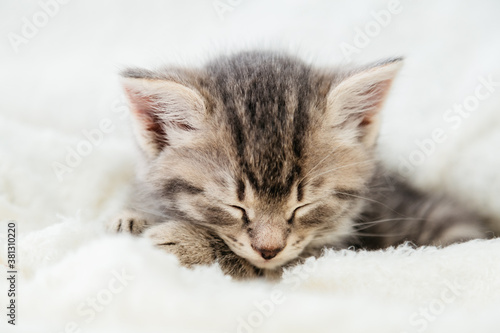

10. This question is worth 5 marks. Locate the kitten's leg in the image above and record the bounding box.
[415,201,487,246]
[357,176,489,248]
[430,222,486,246]
[107,209,152,235]
[108,212,267,279]
[144,222,262,279]
[143,221,215,266]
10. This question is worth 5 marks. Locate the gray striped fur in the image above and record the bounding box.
[108,51,490,279]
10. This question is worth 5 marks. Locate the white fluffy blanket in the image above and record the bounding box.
[1,0,500,332]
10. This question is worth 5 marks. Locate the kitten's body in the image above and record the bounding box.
[109,51,489,279]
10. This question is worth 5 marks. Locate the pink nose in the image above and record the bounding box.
[252,245,284,260]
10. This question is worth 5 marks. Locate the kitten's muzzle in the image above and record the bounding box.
[251,244,284,260]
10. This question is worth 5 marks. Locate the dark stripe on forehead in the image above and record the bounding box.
[208,52,315,200]
[297,180,304,202]
[237,179,246,201]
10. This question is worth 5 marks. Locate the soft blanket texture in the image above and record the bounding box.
[1,0,500,332]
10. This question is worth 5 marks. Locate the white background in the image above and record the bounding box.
[1,1,500,332]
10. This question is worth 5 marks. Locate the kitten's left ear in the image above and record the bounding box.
[121,74,206,157]
[326,58,403,146]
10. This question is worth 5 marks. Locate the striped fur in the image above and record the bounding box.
[108,51,489,279]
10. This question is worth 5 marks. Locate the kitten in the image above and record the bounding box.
[108,51,489,279]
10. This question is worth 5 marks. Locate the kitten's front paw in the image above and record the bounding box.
[143,222,216,267]
[107,210,150,235]
[144,222,268,279]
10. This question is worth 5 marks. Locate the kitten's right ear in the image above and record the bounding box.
[121,75,206,158]
[325,58,403,147]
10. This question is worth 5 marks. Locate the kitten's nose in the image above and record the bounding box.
[252,245,284,260]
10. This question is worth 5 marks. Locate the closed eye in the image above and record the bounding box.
[288,203,312,224]
[229,205,250,225]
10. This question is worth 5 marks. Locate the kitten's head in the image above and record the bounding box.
[122,52,401,269]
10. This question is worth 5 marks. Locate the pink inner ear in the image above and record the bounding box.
[359,79,393,127]
[124,87,169,149]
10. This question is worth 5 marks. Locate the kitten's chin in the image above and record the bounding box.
[248,257,291,270]
[233,245,304,270]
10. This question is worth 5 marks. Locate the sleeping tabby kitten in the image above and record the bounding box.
[109,51,488,279]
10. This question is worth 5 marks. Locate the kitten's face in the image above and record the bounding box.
[124,52,401,269]
[147,129,372,269]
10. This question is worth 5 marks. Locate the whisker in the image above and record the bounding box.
[311,227,354,241]
[297,148,338,184]
[311,230,409,243]
[354,217,425,231]
[350,231,410,238]
[355,217,422,227]
[332,191,406,217]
